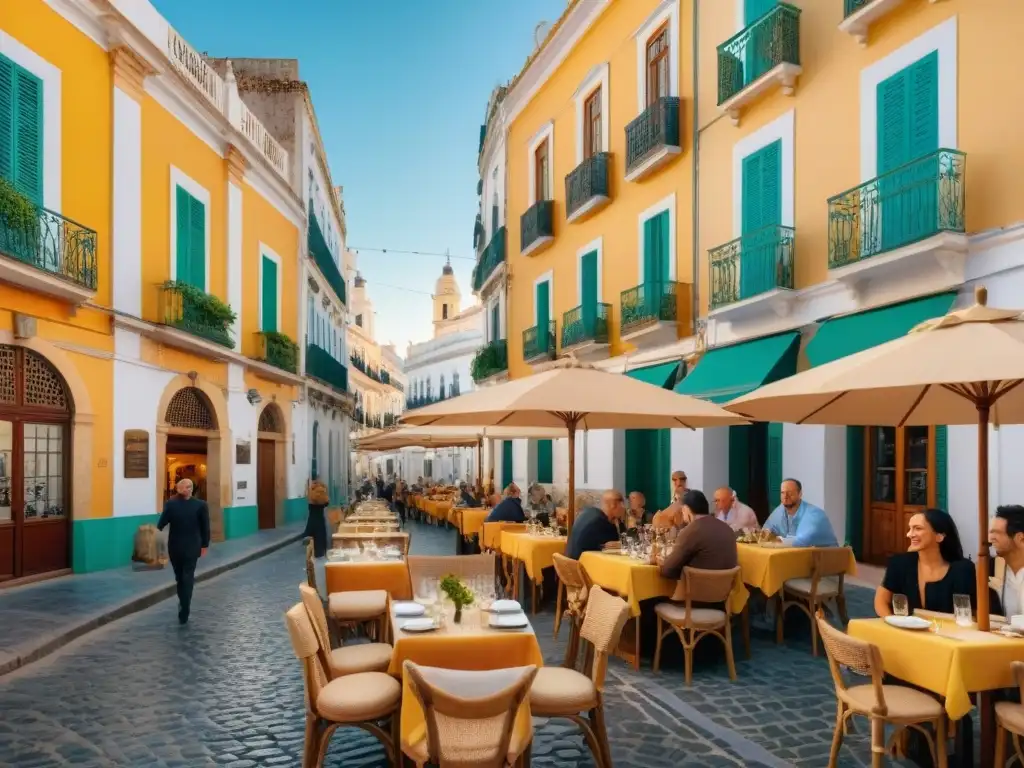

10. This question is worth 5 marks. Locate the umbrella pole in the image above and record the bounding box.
[567,424,576,532]
[977,403,991,632]
[476,438,483,496]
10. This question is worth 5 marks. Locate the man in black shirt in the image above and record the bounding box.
[566,490,626,559]
[485,483,524,523]
[157,478,210,625]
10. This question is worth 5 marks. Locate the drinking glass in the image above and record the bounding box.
[619,533,629,550]
[953,594,973,627]
[892,594,909,617]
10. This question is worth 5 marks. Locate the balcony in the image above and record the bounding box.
[0,188,98,304]
[256,331,298,374]
[708,225,796,320]
[620,281,688,348]
[157,281,235,349]
[523,321,557,365]
[625,97,682,182]
[827,149,967,287]
[520,200,554,258]
[561,303,610,359]
[839,0,912,46]
[306,343,349,394]
[471,339,509,384]
[308,208,347,305]
[407,393,444,410]
[565,152,611,224]
[472,226,506,293]
[717,4,802,126]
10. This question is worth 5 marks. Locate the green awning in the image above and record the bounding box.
[625,361,680,389]
[806,291,957,367]
[674,331,801,404]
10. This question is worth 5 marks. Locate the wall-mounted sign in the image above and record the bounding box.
[124,430,149,478]
[236,440,251,465]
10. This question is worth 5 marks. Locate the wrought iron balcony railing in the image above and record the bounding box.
[827,149,966,269]
[565,152,611,220]
[308,207,347,305]
[844,0,872,17]
[625,97,681,176]
[158,282,234,348]
[620,282,681,336]
[256,331,298,373]
[709,225,795,310]
[306,343,349,393]
[717,3,801,105]
[407,393,444,409]
[561,303,610,349]
[472,226,506,292]
[471,338,508,382]
[523,321,557,363]
[520,199,554,254]
[0,198,98,291]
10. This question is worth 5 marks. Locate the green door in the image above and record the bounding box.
[580,250,598,335]
[877,51,938,253]
[740,140,782,300]
[261,255,278,332]
[624,429,671,514]
[744,0,777,87]
[502,440,514,488]
[535,280,551,355]
[490,303,500,342]
[642,210,670,317]
[536,439,553,484]
[846,427,864,556]
[766,422,784,514]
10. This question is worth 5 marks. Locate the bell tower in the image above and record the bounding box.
[432,252,461,333]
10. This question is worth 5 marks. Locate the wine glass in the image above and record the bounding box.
[953,594,973,627]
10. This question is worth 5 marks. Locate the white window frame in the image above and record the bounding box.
[636,192,677,281]
[258,243,283,332]
[576,237,603,305]
[533,270,554,325]
[574,62,610,165]
[634,0,680,112]
[527,121,555,206]
[169,166,212,288]
[859,16,957,183]
[731,109,794,238]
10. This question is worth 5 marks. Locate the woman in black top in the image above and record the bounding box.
[874,508,976,617]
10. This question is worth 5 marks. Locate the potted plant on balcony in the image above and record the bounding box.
[161,280,237,347]
[0,178,41,263]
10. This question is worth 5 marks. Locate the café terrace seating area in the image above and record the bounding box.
[290,490,1024,768]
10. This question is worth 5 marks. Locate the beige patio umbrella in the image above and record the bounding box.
[400,359,748,528]
[726,286,1024,630]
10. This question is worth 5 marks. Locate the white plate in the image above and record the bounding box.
[884,615,932,631]
[401,618,437,632]
[489,599,522,614]
[489,612,529,629]
[393,602,426,617]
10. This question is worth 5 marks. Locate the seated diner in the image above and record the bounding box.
[763,478,838,547]
[713,486,759,531]
[659,489,738,580]
[566,489,625,559]
[484,483,524,523]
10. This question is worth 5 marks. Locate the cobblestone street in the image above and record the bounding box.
[0,521,912,768]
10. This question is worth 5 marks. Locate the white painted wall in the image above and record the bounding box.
[783,425,848,541]
[227,181,243,349]
[671,428,729,497]
[112,87,141,317]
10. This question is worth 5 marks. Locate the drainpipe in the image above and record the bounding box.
[690,0,701,333]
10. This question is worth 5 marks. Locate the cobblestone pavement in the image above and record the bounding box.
[0,520,923,767]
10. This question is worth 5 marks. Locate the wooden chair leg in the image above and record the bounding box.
[775,594,786,645]
[836,590,850,625]
[723,620,737,681]
[303,714,318,768]
[653,616,665,672]
[391,709,402,768]
[553,582,564,638]
[809,600,820,657]
[935,715,948,768]
[741,605,751,659]
[680,628,694,686]
[993,722,1006,768]
[827,702,844,768]
[592,705,614,768]
[870,717,885,768]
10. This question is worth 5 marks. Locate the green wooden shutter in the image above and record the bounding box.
[760,141,782,227]
[934,425,948,512]
[13,66,43,205]
[490,303,500,341]
[261,255,278,332]
[580,250,598,332]
[642,216,655,284]
[175,185,192,284]
[502,440,514,487]
[846,427,865,556]
[877,67,910,253]
[740,141,782,300]
[0,57,15,185]
[741,151,763,236]
[653,211,670,282]
[535,280,550,354]
[652,429,672,512]
[908,52,939,243]
[537,439,553,484]
[189,195,206,291]
[744,0,776,24]
[766,422,784,516]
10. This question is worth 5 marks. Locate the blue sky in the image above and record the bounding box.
[152,0,566,353]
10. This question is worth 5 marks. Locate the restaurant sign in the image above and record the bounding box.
[124,429,150,478]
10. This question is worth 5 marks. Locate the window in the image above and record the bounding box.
[260,253,279,332]
[534,139,550,201]
[175,185,206,290]
[646,24,670,105]
[355,314,363,327]
[442,304,448,320]
[0,55,43,205]
[583,88,602,159]
[741,140,782,236]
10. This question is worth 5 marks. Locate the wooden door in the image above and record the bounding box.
[257,439,276,530]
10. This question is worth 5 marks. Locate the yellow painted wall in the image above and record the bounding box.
[241,184,300,358]
[696,0,1024,312]
[505,0,694,379]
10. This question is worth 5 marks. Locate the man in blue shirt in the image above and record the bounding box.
[763,478,838,547]
[485,483,525,523]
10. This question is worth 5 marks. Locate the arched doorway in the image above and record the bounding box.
[0,345,73,582]
[257,402,286,530]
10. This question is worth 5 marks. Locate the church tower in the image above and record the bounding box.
[432,254,461,336]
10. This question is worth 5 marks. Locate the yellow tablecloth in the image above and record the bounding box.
[482,522,528,550]
[579,551,749,617]
[459,508,490,538]
[500,532,567,582]
[848,618,1024,719]
[324,560,412,600]
[422,499,452,522]
[737,543,857,597]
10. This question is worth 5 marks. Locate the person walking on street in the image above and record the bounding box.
[157,479,210,625]
[306,474,330,557]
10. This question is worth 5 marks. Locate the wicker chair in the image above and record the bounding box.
[995,660,1024,767]
[653,566,741,685]
[551,553,591,661]
[816,614,947,768]
[308,538,388,641]
[777,546,852,656]
[402,661,537,767]
[529,586,630,768]
[284,603,400,768]
[299,584,393,677]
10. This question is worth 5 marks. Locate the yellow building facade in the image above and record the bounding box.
[492,0,1024,563]
[0,0,325,581]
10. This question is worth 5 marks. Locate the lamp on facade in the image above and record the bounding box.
[246,388,262,405]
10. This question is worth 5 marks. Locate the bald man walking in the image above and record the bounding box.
[157,479,210,625]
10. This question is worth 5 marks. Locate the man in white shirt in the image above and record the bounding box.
[989,504,1024,618]
[712,487,759,531]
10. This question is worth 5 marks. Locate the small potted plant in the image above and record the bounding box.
[439,574,474,624]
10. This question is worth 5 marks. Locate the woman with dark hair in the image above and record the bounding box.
[305,474,330,558]
[874,508,977,617]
